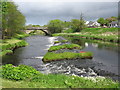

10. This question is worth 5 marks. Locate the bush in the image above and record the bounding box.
[2,64,40,80]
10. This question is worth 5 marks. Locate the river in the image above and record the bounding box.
[2,35,119,81]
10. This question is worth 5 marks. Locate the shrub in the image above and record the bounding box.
[2,64,40,80]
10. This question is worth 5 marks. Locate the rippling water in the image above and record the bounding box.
[2,35,119,81]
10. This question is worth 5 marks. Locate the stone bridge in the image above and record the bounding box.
[25,27,50,35]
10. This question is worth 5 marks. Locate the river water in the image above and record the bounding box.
[2,35,119,81]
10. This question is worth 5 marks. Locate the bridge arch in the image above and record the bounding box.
[25,27,50,35]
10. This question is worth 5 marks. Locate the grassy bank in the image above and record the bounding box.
[1,64,119,88]
[43,52,93,62]
[53,28,119,43]
[0,38,28,56]
[48,44,82,52]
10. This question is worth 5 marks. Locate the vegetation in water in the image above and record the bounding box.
[54,40,68,44]
[48,44,82,52]
[1,64,119,88]
[43,52,93,62]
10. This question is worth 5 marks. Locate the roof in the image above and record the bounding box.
[110,21,118,24]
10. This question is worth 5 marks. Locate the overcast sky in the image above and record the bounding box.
[13,0,119,25]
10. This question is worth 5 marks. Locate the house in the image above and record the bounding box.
[109,21,118,27]
[86,21,100,27]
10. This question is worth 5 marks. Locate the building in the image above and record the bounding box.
[86,21,100,27]
[109,21,118,27]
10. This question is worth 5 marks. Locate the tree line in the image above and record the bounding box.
[47,16,117,34]
[2,0,26,39]
[47,14,86,34]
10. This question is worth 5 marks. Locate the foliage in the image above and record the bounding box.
[54,40,68,44]
[13,33,30,39]
[52,28,119,43]
[2,0,26,39]
[106,16,117,23]
[60,40,68,43]
[63,21,72,28]
[97,18,109,26]
[48,19,64,34]
[71,17,86,32]
[2,64,40,80]
[0,38,28,56]
[0,50,13,56]
[54,41,60,44]
[43,52,93,62]
[48,44,81,52]
[62,28,74,33]
[1,64,119,88]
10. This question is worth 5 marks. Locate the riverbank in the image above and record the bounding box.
[43,38,93,62]
[0,33,29,56]
[1,64,119,88]
[53,28,119,43]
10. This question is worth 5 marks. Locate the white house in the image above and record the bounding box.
[109,21,118,27]
[86,21,100,27]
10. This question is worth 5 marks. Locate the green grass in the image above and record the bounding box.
[14,33,30,39]
[52,28,119,43]
[81,28,118,34]
[0,50,13,56]
[0,38,28,56]
[1,64,119,88]
[54,41,60,44]
[54,40,68,44]
[48,44,82,52]
[43,52,93,62]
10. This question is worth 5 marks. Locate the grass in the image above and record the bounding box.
[0,50,13,56]
[52,28,119,43]
[0,38,28,56]
[48,44,82,52]
[43,52,93,62]
[1,64,119,88]
[54,40,68,44]
[14,33,30,39]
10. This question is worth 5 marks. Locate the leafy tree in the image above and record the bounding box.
[63,21,71,28]
[71,14,86,32]
[48,19,63,34]
[97,18,108,26]
[71,19,80,32]
[2,0,26,39]
[106,16,117,23]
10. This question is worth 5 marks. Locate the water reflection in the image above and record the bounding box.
[63,37,119,76]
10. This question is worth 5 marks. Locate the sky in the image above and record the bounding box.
[12,0,119,26]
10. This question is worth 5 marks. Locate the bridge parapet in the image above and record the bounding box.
[26,27,48,30]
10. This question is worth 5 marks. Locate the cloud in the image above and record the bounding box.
[14,1,118,25]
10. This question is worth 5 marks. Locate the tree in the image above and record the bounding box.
[2,0,26,39]
[97,18,108,26]
[70,13,86,32]
[106,16,117,23]
[48,19,63,34]
[71,19,80,32]
[79,13,86,31]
